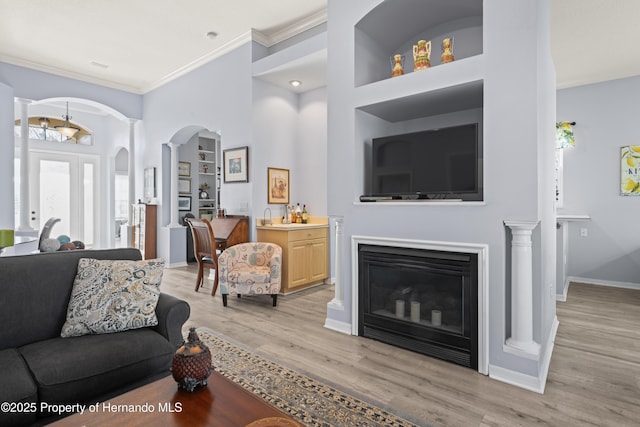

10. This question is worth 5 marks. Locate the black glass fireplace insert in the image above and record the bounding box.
[358,244,478,369]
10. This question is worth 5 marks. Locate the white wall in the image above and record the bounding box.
[142,40,328,256]
[251,78,299,229]
[0,60,143,247]
[326,0,557,386]
[558,76,640,288]
[0,62,142,119]
[297,87,328,218]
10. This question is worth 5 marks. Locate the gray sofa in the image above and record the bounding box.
[0,248,190,426]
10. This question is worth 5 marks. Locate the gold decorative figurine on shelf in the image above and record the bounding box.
[390,54,405,77]
[413,39,431,71]
[441,37,455,63]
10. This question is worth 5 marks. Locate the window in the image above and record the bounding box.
[14,121,93,145]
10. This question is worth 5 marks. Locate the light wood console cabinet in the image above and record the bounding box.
[257,223,329,294]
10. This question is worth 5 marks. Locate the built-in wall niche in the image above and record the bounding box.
[357,104,484,202]
[354,0,483,87]
[197,135,221,218]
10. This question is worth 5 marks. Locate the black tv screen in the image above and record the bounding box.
[370,124,481,200]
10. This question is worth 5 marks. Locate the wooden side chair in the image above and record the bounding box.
[185,217,219,295]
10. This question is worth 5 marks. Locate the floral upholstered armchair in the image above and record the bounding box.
[218,242,282,307]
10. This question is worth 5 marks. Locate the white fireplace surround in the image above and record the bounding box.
[351,236,489,375]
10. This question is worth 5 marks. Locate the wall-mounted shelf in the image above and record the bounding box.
[196,137,220,215]
[353,0,484,201]
[354,0,482,87]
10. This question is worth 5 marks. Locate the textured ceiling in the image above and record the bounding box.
[1,0,639,94]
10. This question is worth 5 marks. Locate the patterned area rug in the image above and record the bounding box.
[196,327,424,427]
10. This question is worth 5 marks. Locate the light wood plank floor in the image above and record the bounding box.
[161,267,640,427]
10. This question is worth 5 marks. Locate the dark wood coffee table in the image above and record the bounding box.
[50,372,300,426]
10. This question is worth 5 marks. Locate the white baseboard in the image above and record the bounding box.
[323,318,352,335]
[567,276,640,291]
[537,316,559,393]
[556,281,570,302]
[490,316,559,394]
[166,261,188,269]
[489,364,545,393]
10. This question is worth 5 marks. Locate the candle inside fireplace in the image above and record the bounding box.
[410,301,420,322]
[431,310,442,326]
[395,300,405,318]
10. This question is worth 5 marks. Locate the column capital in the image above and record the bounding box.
[15,98,33,105]
[504,220,539,232]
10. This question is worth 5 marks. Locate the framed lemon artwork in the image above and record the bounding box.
[621,145,640,195]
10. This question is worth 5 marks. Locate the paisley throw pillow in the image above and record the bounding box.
[61,258,165,338]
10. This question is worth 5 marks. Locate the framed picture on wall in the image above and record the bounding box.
[178,196,191,211]
[178,161,191,177]
[178,177,192,194]
[267,167,290,204]
[223,146,249,183]
[621,145,640,195]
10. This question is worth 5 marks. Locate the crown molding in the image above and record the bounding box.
[142,30,255,93]
[262,8,327,47]
[0,54,145,94]
[143,9,327,93]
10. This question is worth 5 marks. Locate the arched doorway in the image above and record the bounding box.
[14,97,135,249]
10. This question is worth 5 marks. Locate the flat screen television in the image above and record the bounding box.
[368,123,482,201]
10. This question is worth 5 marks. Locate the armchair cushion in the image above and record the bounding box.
[229,266,271,294]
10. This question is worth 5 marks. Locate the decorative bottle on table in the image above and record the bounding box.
[295,203,302,223]
[413,40,431,71]
[171,328,213,392]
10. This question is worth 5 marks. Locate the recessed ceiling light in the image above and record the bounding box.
[289,80,301,87]
[206,31,218,40]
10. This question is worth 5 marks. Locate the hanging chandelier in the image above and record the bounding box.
[55,102,80,140]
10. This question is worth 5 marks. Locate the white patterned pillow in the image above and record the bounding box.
[61,258,165,338]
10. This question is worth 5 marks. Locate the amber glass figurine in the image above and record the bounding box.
[390,54,405,77]
[441,37,455,63]
[413,40,431,71]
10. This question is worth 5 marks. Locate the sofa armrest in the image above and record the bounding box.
[154,293,190,348]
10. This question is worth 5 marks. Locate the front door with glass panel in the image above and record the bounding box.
[29,152,99,248]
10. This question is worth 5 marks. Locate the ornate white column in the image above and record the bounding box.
[168,143,181,228]
[127,119,137,222]
[17,99,35,233]
[119,119,137,247]
[328,216,344,309]
[504,220,540,357]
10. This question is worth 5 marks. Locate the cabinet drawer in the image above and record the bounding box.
[288,227,327,242]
